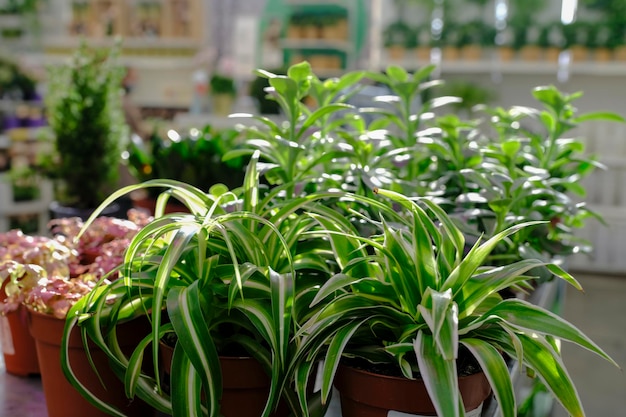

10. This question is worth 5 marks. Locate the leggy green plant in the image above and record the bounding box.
[290,188,619,417]
[226,61,358,197]
[361,65,461,189]
[474,86,625,259]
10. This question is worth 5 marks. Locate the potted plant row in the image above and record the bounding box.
[48,61,624,417]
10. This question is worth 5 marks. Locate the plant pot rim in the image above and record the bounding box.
[335,362,492,415]
[338,362,484,382]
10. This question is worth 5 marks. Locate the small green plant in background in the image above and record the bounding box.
[209,74,237,96]
[42,39,128,209]
[126,124,247,197]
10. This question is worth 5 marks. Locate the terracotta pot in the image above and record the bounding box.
[1,306,40,376]
[335,364,491,417]
[415,46,431,63]
[570,45,589,62]
[544,47,562,63]
[498,47,516,62]
[613,46,626,61]
[28,311,154,417]
[130,192,190,216]
[593,48,613,62]
[519,45,543,61]
[160,343,289,417]
[211,93,236,117]
[462,45,483,61]
[220,356,290,417]
[387,45,406,61]
[442,46,461,61]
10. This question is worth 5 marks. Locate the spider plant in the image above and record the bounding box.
[289,187,619,417]
[59,151,365,417]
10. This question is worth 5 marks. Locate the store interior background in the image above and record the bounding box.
[1,0,626,416]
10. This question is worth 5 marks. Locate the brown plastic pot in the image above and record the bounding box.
[334,364,492,417]
[28,310,154,417]
[130,193,190,216]
[1,306,40,376]
[160,343,289,417]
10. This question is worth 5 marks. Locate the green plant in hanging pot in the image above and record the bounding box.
[41,38,128,217]
[289,188,619,417]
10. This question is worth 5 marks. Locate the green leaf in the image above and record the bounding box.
[321,319,369,403]
[167,283,222,417]
[418,288,458,360]
[478,298,618,367]
[460,338,516,417]
[414,332,462,417]
[501,140,521,158]
[297,103,353,138]
[269,267,294,370]
[573,111,625,123]
[335,70,365,93]
[170,342,206,417]
[516,333,585,417]
[386,65,409,82]
[443,221,545,294]
[287,61,313,82]
[269,77,298,103]
[413,64,437,83]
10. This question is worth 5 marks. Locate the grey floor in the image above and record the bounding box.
[1,273,624,417]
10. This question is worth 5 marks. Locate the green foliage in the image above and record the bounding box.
[291,189,617,417]
[59,61,623,417]
[209,74,236,95]
[0,55,37,100]
[226,61,357,197]
[126,125,247,197]
[43,39,128,209]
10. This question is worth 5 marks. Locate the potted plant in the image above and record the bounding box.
[60,152,355,416]
[0,229,71,377]
[41,39,128,218]
[0,55,38,101]
[125,124,247,213]
[289,188,618,417]
[383,20,413,60]
[209,73,237,116]
[0,211,152,417]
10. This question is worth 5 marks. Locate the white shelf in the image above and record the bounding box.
[380,55,626,77]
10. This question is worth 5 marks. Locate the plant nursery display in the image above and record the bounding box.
[53,60,622,417]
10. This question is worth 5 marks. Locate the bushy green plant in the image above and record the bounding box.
[126,124,247,197]
[209,74,236,96]
[0,55,37,100]
[43,39,128,209]
[291,188,618,417]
